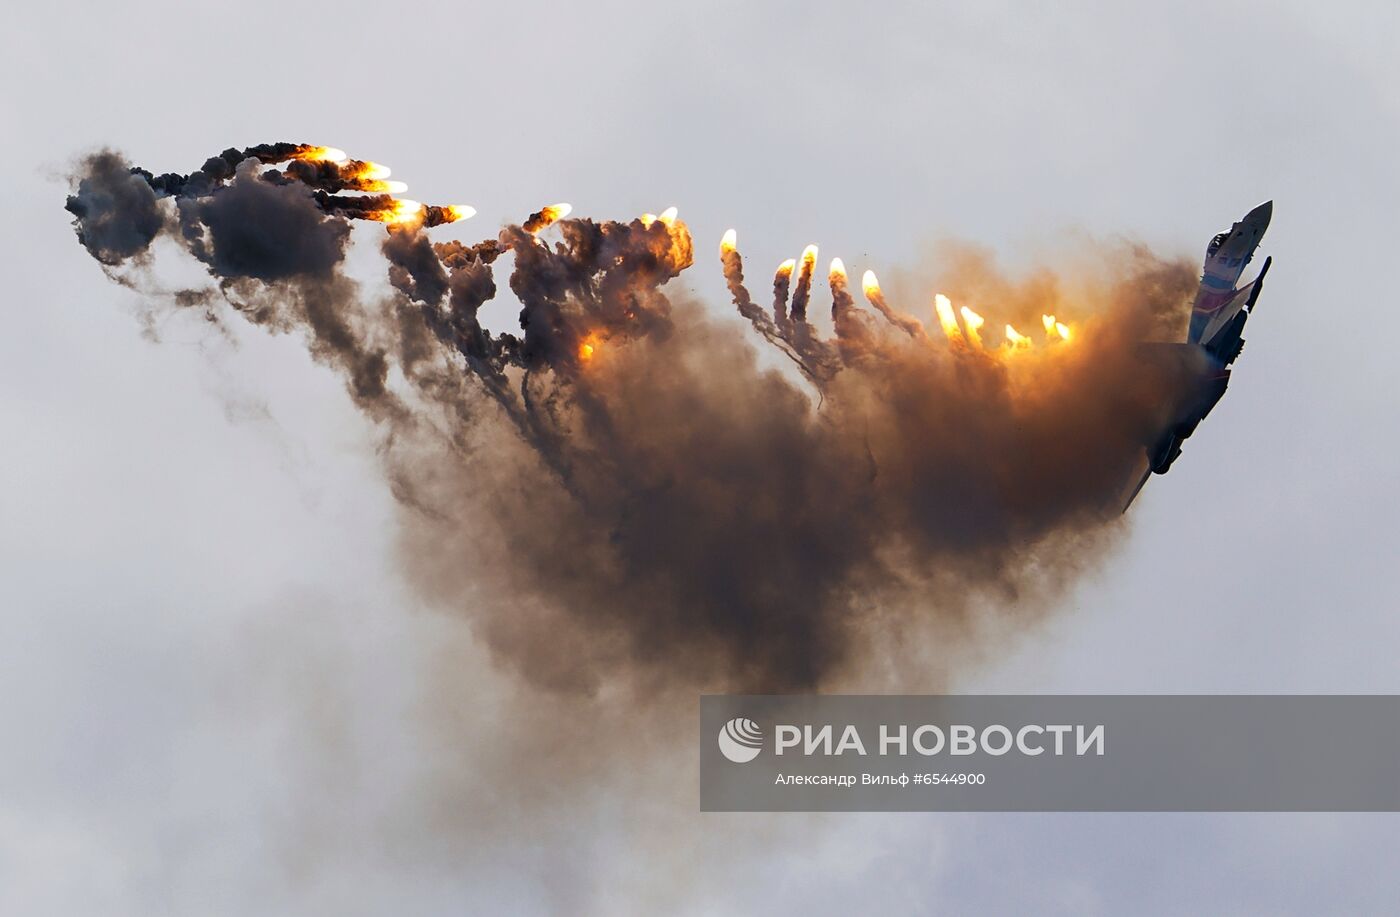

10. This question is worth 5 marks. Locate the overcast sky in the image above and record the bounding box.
[4,1,1400,913]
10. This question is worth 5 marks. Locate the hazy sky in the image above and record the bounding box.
[4,1,1400,913]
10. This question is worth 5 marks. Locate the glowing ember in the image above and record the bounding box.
[799,244,819,269]
[1004,324,1033,350]
[933,293,964,344]
[353,179,408,194]
[861,269,881,297]
[578,332,600,363]
[356,161,392,180]
[298,145,347,163]
[375,199,423,224]
[960,305,985,348]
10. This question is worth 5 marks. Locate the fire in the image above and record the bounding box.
[829,257,847,281]
[298,145,347,163]
[775,258,796,279]
[1004,324,1033,350]
[720,228,738,254]
[353,179,408,194]
[1042,314,1071,341]
[797,244,819,277]
[524,203,573,235]
[960,306,985,348]
[639,212,657,227]
[444,204,477,223]
[657,206,679,227]
[578,331,600,362]
[353,161,393,181]
[861,269,881,297]
[538,203,572,230]
[372,199,423,225]
[933,293,964,344]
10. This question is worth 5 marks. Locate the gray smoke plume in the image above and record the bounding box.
[65,144,1197,694]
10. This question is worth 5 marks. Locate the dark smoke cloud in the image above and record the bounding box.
[65,150,166,264]
[65,144,1197,693]
[180,163,351,281]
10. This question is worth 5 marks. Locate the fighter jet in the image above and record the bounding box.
[1123,201,1273,511]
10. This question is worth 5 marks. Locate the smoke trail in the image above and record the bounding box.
[718,230,809,376]
[860,269,929,341]
[772,257,795,325]
[827,257,880,367]
[65,144,1198,693]
[788,243,818,322]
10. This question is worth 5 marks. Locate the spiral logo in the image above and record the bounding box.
[717,717,764,763]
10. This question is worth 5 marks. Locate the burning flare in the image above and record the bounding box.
[861,269,881,297]
[720,228,737,254]
[526,203,573,233]
[297,145,347,163]
[348,179,408,194]
[828,257,847,281]
[657,206,679,227]
[960,305,985,349]
[374,199,423,225]
[1004,324,1033,351]
[1042,314,1072,341]
[933,293,964,344]
[347,161,393,181]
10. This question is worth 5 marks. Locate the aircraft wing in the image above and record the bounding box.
[1198,257,1271,363]
[1121,455,1153,513]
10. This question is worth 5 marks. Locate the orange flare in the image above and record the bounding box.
[775,258,796,279]
[658,206,679,227]
[639,212,657,227]
[960,305,985,348]
[354,179,408,194]
[1042,314,1057,335]
[1055,321,1072,341]
[1005,324,1033,350]
[529,203,572,233]
[445,204,477,222]
[358,161,392,180]
[720,228,737,254]
[933,293,964,344]
[299,146,347,163]
[385,199,423,224]
[578,331,600,363]
[828,257,847,281]
[861,269,881,297]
